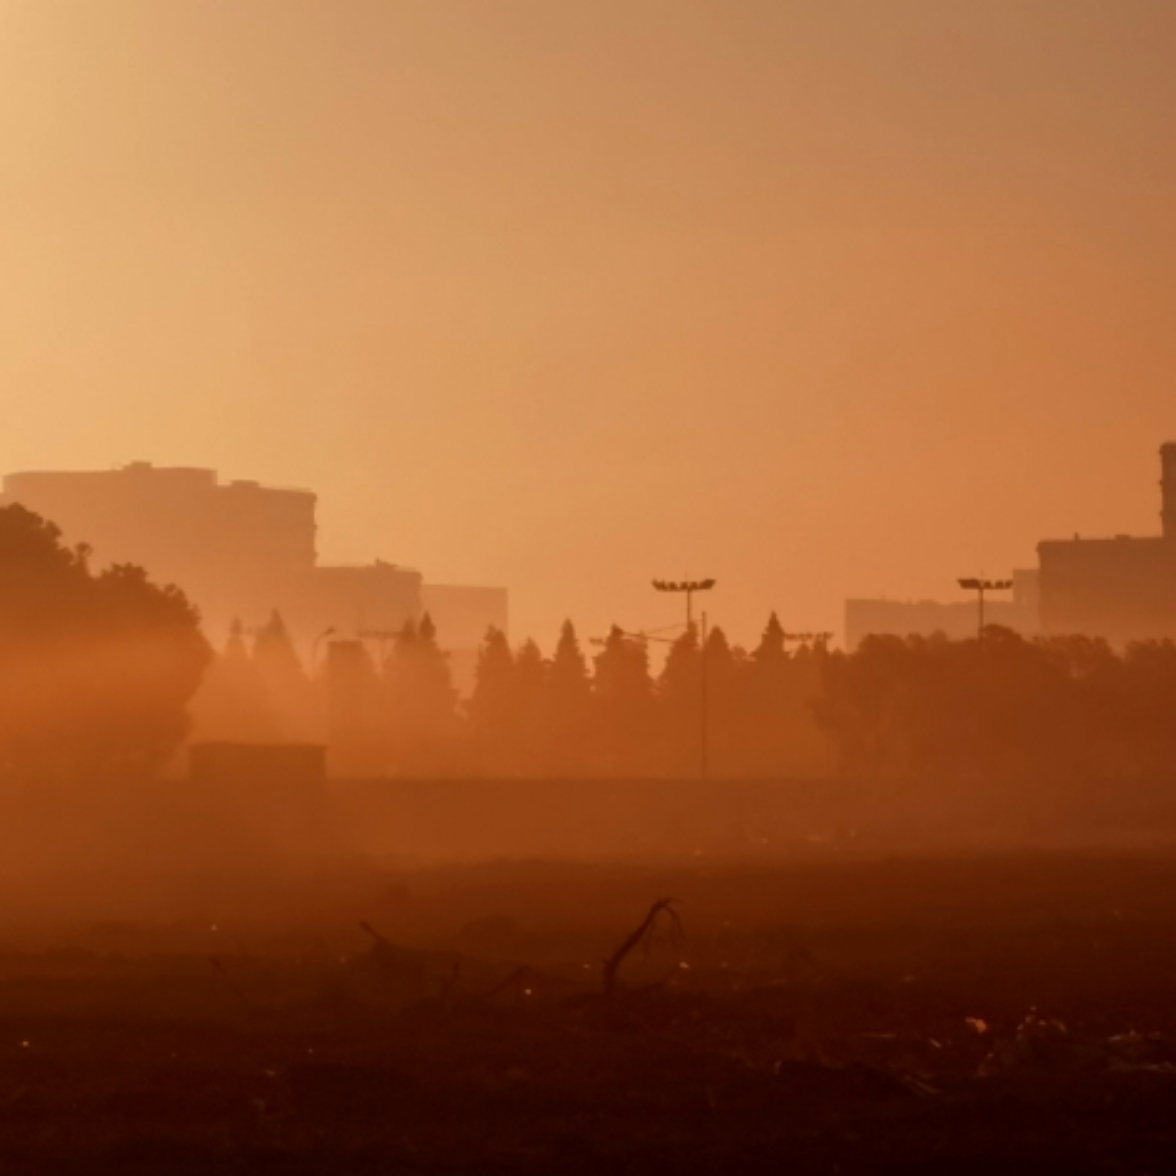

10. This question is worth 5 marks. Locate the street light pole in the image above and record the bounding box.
[957,577,1013,640]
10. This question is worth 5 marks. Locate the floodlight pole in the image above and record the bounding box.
[652,577,716,635]
[652,578,716,779]
[957,577,1014,640]
[700,610,709,781]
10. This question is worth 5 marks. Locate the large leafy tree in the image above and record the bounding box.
[0,505,211,781]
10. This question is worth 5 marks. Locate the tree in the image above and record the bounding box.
[189,619,278,742]
[382,614,458,772]
[657,627,702,776]
[512,638,547,773]
[753,612,787,669]
[414,614,459,744]
[592,626,656,776]
[546,620,592,775]
[701,625,742,776]
[467,627,517,774]
[743,614,830,777]
[251,611,311,738]
[0,504,210,781]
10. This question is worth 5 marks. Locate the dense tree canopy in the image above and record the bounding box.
[0,505,211,781]
[815,626,1176,785]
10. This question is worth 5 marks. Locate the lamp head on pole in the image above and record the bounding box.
[958,577,1013,592]
[652,578,716,593]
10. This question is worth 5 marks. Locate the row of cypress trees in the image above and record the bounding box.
[192,612,832,777]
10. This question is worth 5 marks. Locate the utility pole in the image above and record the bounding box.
[957,577,1013,640]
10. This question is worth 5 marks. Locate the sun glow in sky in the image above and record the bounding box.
[2,0,1174,647]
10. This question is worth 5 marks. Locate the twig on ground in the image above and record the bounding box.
[602,898,683,1001]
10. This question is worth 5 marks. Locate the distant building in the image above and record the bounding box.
[1,462,505,661]
[1037,444,1176,644]
[845,570,1039,650]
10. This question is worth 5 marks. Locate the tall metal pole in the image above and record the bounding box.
[958,577,1013,640]
[700,610,709,780]
[652,579,717,779]
[652,578,715,637]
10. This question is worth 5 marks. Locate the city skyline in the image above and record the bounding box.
[3,1,1175,649]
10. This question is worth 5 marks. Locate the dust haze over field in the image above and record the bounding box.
[2,1,1176,1172]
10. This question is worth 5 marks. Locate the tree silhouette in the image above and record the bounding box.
[189,618,277,742]
[658,627,701,776]
[592,626,656,776]
[468,627,517,774]
[252,611,311,739]
[0,504,210,781]
[546,620,592,774]
[382,614,458,771]
[701,624,742,775]
[414,614,459,745]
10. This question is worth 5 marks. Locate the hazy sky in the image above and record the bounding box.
[2,0,1174,649]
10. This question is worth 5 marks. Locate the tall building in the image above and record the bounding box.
[1036,444,1176,644]
[1,462,504,662]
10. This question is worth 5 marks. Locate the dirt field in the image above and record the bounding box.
[1,852,1175,1173]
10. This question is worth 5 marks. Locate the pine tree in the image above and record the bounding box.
[252,611,311,739]
[467,627,517,774]
[414,613,458,748]
[547,620,592,775]
[382,614,458,772]
[754,612,787,667]
[592,626,656,776]
[658,627,702,776]
[513,638,547,773]
[701,625,741,776]
[190,619,278,742]
[743,612,786,773]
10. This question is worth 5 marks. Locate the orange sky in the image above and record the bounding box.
[2,0,1174,650]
